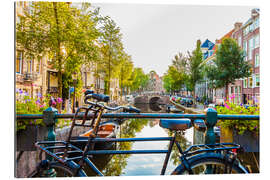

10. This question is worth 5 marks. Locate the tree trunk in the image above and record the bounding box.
[53,2,62,99]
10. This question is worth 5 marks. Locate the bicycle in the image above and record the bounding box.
[28,90,249,177]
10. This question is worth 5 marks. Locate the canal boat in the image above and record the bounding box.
[70,120,120,151]
[166,105,184,113]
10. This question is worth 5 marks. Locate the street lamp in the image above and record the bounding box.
[72,72,77,113]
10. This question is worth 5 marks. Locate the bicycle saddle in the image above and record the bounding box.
[159,119,192,131]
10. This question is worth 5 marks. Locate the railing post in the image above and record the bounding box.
[204,108,218,174]
[204,108,218,144]
[42,106,58,177]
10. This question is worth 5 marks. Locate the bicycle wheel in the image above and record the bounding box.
[172,153,249,175]
[28,162,76,177]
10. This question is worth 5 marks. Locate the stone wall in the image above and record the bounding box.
[15,126,89,178]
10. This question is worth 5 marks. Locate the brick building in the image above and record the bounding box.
[199,8,260,105]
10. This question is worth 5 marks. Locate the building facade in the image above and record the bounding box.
[229,8,260,105]
[198,8,260,105]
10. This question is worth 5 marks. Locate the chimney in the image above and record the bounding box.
[251,8,259,18]
[234,22,242,31]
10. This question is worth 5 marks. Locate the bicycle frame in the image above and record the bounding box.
[72,134,178,176]
[34,97,243,176]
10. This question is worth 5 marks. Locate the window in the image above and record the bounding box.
[235,87,238,94]
[255,74,260,87]
[243,78,248,88]
[36,59,41,73]
[16,51,23,74]
[238,36,242,47]
[255,54,260,67]
[243,40,247,60]
[249,23,254,32]
[27,59,32,73]
[209,50,213,57]
[248,38,253,60]
[255,35,260,48]
[248,77,253,88]
[254,18,260,29]
[243,27,248,36]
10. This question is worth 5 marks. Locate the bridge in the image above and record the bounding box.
[133,93,170,105]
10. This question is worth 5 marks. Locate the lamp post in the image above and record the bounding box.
[72,72,77,113]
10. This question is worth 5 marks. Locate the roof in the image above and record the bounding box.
[221,29,234,40]
[201,39,214,49]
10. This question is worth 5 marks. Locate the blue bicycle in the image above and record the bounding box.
[28,91,249,177]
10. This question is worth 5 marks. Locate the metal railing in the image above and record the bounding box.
[16,107,259,147]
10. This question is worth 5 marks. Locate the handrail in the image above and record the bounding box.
[16,113,259,120]
[16,108,259,153]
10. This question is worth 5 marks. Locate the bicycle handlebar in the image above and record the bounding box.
[85,92,110,103]
[84,90,141,113]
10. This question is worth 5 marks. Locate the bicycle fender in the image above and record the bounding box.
[172,153,224,175]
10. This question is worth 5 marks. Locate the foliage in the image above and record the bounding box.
[16,90,47,131]
[206,38,251,98]
[216,100,259,135]
[186,40,204,97]
[16,2,101,98]
[98,16,124,95]
[118,53,134,96]
[163,52,188,93]
[16,89,64,131]
[130,68,149,92]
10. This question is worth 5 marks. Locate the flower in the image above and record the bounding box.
[18,89,23,94]
[224,103,230,109]
[57,97,63,103]
[37,92,42,98]
[35,99,41,105]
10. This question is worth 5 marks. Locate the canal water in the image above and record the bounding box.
[85,103,194,176]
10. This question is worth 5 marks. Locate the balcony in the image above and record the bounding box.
[23,73,38,81]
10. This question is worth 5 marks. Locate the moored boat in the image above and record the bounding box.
[70,120,120,151]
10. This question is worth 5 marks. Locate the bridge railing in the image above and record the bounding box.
[16,107,259,151]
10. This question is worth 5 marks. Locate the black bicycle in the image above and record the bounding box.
[28,90,249,177]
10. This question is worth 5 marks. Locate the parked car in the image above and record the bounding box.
[125,95,134,103]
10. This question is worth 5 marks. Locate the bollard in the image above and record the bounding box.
[204,108,218,145]
[42,106,58,177]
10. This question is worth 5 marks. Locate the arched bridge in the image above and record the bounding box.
[134,94,170,105]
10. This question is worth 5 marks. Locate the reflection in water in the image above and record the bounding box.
[134,103,165,113]
[85,103,192,176]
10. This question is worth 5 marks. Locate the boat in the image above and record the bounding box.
[70,120,120,151]
[166,105,184,113]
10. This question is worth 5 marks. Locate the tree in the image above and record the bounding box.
[98,16,123,95]
[117,53,134,96]
[16,2,100,98]
[130,68,149,92]
[163,52,188,94]
[186,40,204,99]
[206,38,251,99]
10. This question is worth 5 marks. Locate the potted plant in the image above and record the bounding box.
[216,97,259,152]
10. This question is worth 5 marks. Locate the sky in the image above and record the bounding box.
[92,3,255,76]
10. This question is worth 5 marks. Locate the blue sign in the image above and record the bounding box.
[69,87,74,93]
